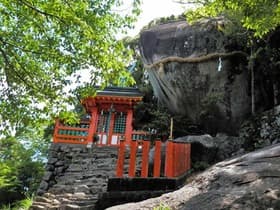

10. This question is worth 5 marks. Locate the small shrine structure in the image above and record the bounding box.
[52,86,191,180]
[53,87,145,146]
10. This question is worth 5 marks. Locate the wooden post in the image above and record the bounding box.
[169,117,173,139]
[153,139,162,177]
[128,139,137,177]
[116,137,126,177]
[53,119,60,143]
[141,140,150,178]
[173,143,179,176]
[125,109,133,145]
[184,144,187,172]
[87,107,98,144]
[165,140,174,177]
[187,144,191,170]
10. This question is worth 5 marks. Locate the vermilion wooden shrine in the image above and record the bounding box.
[53,87,144,145]
[82,87,144,146]
[53,87,191,179]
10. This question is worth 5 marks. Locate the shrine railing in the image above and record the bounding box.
[116,139,191,178]
[53,119,90,144]
[52,119,150,146]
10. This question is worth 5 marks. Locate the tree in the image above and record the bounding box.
[184,0,280,38]
[0,133,47,205]
[0,0,141,134]
[182,0,280,115]
[0,1,141,206]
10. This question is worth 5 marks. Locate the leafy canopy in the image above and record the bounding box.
[0,0,140,133]
[184,0,280,38]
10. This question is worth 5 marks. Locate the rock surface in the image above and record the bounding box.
[175,133,245,165]
[140,18,251,134]
[240,105,280,150]
[107,144,280,210]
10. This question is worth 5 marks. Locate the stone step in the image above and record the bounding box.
[97,190,170,210]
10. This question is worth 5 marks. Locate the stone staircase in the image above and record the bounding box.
[31,143,180,209]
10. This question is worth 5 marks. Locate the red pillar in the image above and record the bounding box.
[153,139,162,177]
[128,140,137,177]
[87,107,98,144]
[53,119,60,143]
[187,144,191,170]
[125,108,133,145]
[116,138,126,177]
[165,140,174,177]
[141,140,150,178]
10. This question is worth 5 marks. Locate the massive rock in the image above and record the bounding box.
[107,144,280,210]
[175,133,245,165]
[139,18,251,134]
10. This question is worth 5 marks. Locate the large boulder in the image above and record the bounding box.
[107,144,280,210]
[139,18,251,135]
[175,133,245,165]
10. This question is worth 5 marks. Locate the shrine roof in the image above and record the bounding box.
[96,87,143,98]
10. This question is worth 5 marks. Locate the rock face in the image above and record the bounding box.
[107,144,280,210]
[240,105,280,150]
[139,18,251,134]
[175,133,245,165]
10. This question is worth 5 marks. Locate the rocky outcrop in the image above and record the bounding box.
[240,105,280,150]
[107,144,280,210]
[175,134,245,166]
[31,144,118,210]
[140,18,252,134]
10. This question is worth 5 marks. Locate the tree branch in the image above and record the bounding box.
[17,0,65,23]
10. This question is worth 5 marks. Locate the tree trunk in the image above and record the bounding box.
[273,83,278,106]
[249,47,255,116]
[251,63,255,115]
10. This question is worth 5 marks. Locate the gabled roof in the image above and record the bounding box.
[96,87,143,97]
[82,87,143,112]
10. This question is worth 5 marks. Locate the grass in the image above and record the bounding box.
[0,195,33,210]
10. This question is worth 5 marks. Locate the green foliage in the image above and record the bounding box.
[0,134,46,205]
[184,0,280,38]
[0,0,141,135]
[0,195,33,210]
[153,203,171,210]
[140,13,186,31]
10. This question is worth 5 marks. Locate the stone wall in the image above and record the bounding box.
[31,143,118,209]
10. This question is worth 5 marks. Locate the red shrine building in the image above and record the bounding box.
[52,86,191,179]
[53,87,145,146]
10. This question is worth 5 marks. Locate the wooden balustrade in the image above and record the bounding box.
[116,138,191,178]
[53,119,90,144]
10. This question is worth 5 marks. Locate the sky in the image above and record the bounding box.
[127,0,188,37]
[67,1,189,88]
